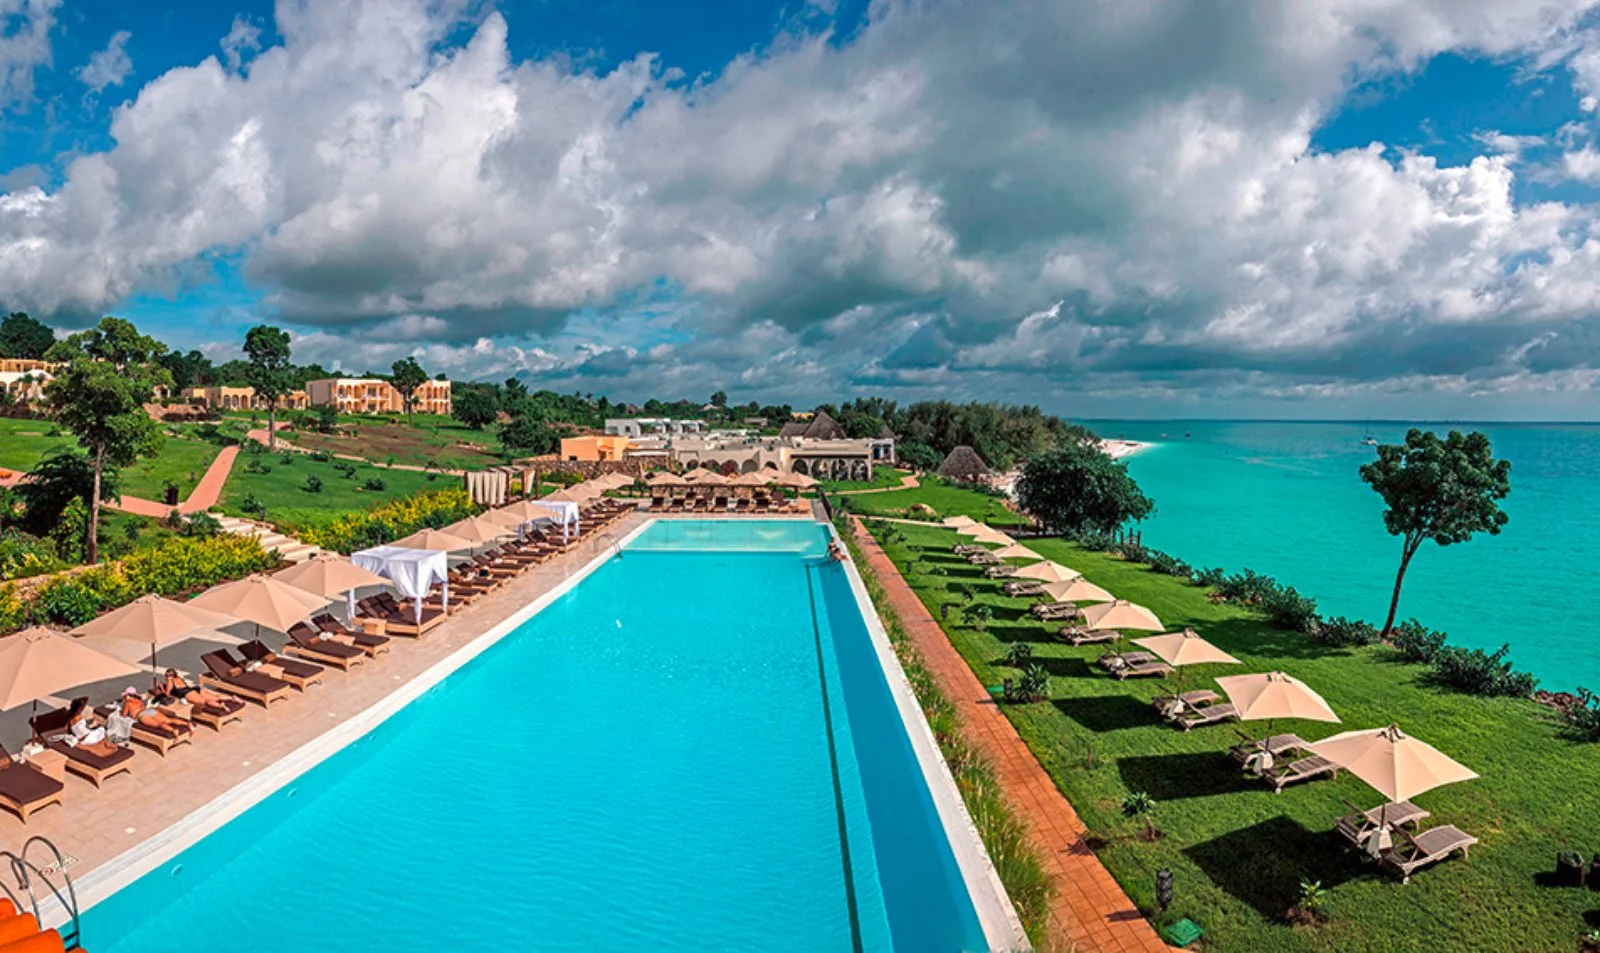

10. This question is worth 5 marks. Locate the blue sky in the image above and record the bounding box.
[9,1,1600,418]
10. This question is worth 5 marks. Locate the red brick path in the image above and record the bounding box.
[850,517,1173,953]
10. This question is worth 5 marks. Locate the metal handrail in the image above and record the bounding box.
[0,837,83,949]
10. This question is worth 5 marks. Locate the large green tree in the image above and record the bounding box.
[0,313,55,359]
[390,357,429,424]
[243,325,293,449]
[1360,429,1511,635]
[452,386,500,430]
[1015,440,1153,535]
[500,413,558,457]
[13,450,121,539]
[45,318,169,563]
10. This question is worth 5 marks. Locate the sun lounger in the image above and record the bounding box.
[1228,732,1307,766]
[1261,754,1338,793]
[155,679,246,730]
[1152,689,1221,720]
[286,623,367,669]
[967,552,1001,565]
[28,705,136,788]
[235,643,326,691]
[1031,602,1083,621]
[953,545,986,555]
[200,650,293,708]
[1174,702,1237,731]
[1097,650,1155,670]
[1381,825,1478,883]
[0,745,63,823]
[1061,627,1117,646]
[1336,800,1430,849]
[1003,580,1045,597]
[94,701,193,758]
[1114,659,1173,680]
[984,565,1017,578]
[312,614,390,656]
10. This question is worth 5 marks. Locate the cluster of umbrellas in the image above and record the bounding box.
[944,515,1480,827]
[647,468,816,489]
[0,552,395,716]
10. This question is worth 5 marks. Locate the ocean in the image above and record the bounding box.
[1089,420,1600,690]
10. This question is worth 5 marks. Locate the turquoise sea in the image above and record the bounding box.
[1089,420,1600,690]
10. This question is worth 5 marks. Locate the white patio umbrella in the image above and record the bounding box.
[393,527,477,552]
[1215,671,1340,741]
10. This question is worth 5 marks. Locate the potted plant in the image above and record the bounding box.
[1559,850,1587,887]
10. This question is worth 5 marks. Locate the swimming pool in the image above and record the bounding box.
[80,520,1020,952]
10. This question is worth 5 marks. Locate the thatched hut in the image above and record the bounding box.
[937,445,991,482]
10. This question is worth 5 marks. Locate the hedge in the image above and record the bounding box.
[294,489,479,554]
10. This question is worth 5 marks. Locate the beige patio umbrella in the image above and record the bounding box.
[990,543,1042,562]
[646,471,687,485]
[544,485,599,503]
[1081,600,1163,632]
[777,471,818,489]
[445,515,517,545]
[72,593,240,670]
[955,523,992,537]
[1310,724,1477,806]
[1216,671,1340,740]
[1133,629,1241,668]
[1038,577,1114,604]
[478,506,531,530]
[495,499,557,521]
[0,627,143,711]
[392,527,476,552]
[593,472,633,489]
[275,551,391,618]
[682,467,728,484]
[969,529,1016,546]
[1013,561,1081,584]
[730,471,771,486]
[190,574,331,638]
[943,515,978,528]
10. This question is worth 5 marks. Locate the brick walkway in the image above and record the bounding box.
[108,445,240,518]
[849,517,1173,953]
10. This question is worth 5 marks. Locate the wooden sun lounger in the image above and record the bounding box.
[1263,755,1338,793]
[1097,650,1155,670]
[1003,581,1045,597]
[158,681,246,731]
[1062,627,1117,646]
[1153,688,1220,711]
[235,644,325,692]
[1228,732,1306,765]
[29,705,136,788]
[312,614,390,656]
[94,702,193,758]
[1032,603,1083,620]
[1336,800,1430,849]
[1175,702,1237,731]
[200,651,293,708]
[286,624,367,670]
[1381,825,1478,883]
[1114,660,1173,680]
[984,565,1017,578]
[967,553,1001,565]
[0,745,63,822]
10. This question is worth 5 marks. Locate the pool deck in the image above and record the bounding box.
[13,511,675,909]
[849,517,1175,953]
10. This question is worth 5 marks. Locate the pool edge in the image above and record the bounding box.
[824,521,1032,953]
[67,518,657,923]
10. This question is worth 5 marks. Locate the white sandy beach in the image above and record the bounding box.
[1098,438,1153,460]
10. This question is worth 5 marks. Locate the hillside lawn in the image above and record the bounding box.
[819,464,908,492]
[0,418,74,474]
[859,492,1595,953]
[0,418,228,500]
[839,480,1028,526]
[216,450,441,527]
[283,413,504,469]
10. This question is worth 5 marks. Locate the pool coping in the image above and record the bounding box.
[68,517,657,921]
[824,521,1032,953]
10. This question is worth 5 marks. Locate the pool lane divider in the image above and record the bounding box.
[67,517,659,924]
[803,562,865,953]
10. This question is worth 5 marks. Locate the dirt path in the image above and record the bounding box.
[108,444,240,518]
[848,516,1175,953]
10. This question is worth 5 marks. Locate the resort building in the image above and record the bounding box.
[604,418,706,438]
[0,369,51,403]
[624,410,893,480]
[559,434,633,462]
[306,378,452,416]
[0,358,60,375]
[181,386,310,411]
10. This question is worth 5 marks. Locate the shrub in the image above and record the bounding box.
[1260,585,1319,633]
[1007,663,1050,703]
[309,450,332,463]
[1312,616,1380,648]
[239,494,266,519]
[1145,550,1193,578]
[32,577,104,626]
[242,438,265,456]
[1427,643,1536,698]
[1216,568,1279,604]
[303,474,324,494]
[245,459,272,475]
[333,461,357,479]
[363,477,386,492]
[180,512,222,538]
[1390,619,1448,663]
[295,489,477,554]
[279,451,295,465]
[0,530,67,582]
[50,498,89,565]
[1072,529,1116,551]
[1005,642,1034,668]
[0,585,24,632]
[1564,689,1600,742]
[1192,566,1227,588]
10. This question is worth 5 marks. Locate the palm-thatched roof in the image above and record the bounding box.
[938,445,991,481]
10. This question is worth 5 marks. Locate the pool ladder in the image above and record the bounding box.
[0,837,84,951]
[594,531,623,560]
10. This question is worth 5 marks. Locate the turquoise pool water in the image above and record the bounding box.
[84,520,991,952]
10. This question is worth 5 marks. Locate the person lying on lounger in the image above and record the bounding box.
[159,669,233,709]
[65,698,120,758]
[119,689,188,733]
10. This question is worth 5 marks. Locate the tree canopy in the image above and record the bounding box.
[390,357,429,422]
[243,325,293,448]
[13,451,121,538]
[452,385,500,430]
[0,313,55,359]
[1360,429,1511,633]
[1015,440,1153,535]
[500,413,558,456]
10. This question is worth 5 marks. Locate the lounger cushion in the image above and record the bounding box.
[0,765,63,804]
[48,740,135,770]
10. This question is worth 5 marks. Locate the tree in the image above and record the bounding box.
[0,313,54,359]
[13,450,121,538]
[390,357,429,424]
[452,386,500,430]
[500,414,558,456]
[243,325,293,449]
[1015,441,1153,535]
[897,440,941,472]
[503,378,528,401]
[710,390,727,408]
[45,322,169,564]
[1360,429,1511,635]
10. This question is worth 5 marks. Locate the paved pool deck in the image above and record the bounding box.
[849,516,1174,953]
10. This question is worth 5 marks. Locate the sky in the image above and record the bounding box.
[13,3,1600,418]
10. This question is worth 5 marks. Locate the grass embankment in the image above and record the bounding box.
[859,494,1598,953]
[842,482,1027,525]
[286,414,503,469]
[819,465,908,492]
[216,451,440,526]
[0,418,230,500]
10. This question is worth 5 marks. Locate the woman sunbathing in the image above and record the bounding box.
[160,669,233,709]
[65,698,120,758]
[120,690,187,732]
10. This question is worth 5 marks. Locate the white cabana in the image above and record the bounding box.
[531,499,581,540]
[351,545,452,623]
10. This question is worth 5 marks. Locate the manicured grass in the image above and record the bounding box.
[819,465,908,492]
[0,417,74,474]
[216,451,441,526]
[858,487,1597,953]
[117,435,222,500]
[286,414,502,469]
[840,482,1027,525]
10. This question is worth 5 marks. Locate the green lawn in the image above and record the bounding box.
[819,464,907,492]
[859,488,1594,953]
[0,418,228,501]
[216,450,443,526]
[0,418,74,474]
[284,413,503,469]
[840,481,1028,525]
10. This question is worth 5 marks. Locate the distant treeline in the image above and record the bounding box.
[817,398,1094,471]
